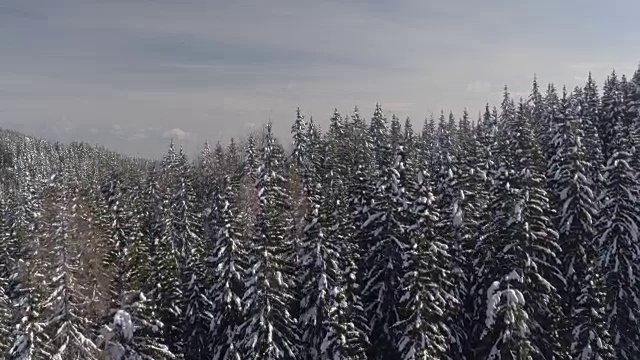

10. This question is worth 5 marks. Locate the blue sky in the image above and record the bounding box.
[1,0,639,158]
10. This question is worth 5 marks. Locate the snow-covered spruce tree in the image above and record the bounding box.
[226,138,241,172]
[96,170,173,360]
[324,109,370,359]
[345,105,374,243]
[548,88,613,359]
[298,110,370,360]
[291,107,308,177]
[147,142,186,357]
[433,110,459,231]
[627,66,640,168]
[206,141,226,188]
[138,165,164,298]
[473,96,565,360]
[208,173,245,360]
[289,107,310,302]
[472,94,530,359]
[529,75,546,146]
[4,170,49,359]
[98,291,174,360]
[447,108,483,360]
[325,109,352,182]
[580,73,604,186]
[596,70,640,360]
[41,157,99,359]
[0,158,47,358]
[167,147,209,360]
[465,105,498,355]
[546,87,571,212]
[392,143,453,360]
[418,114,437,180]
[403,117,415,157]
[0,191,11,354]
[358,104,404,360]
[345,106,371,182]
[238,132,260,246]
[237,123,299,360]
[195,141,216,240]
[432,110,468,358]
[599,71,622,161]
[542,83,561,164]
[297,179,344,360]
[390,114,402,149]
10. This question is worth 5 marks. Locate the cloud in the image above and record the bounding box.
[163,128,192,140]
[2,0,640,157]
[466,81,494,94]
[385,102,414,113]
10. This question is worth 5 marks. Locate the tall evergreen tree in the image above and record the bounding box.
[237,123,299,359]
[42,159,98,360]
[393,143,452,360]
[548,88,613,360]
[580,73,604,185]
[596,71,640,360]
[474,96,565,360]
[359,104,402,360]
[209,173,245,360]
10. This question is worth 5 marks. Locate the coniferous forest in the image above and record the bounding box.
[1,67,640,360]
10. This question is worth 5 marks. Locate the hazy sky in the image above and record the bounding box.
[1,0,639,158]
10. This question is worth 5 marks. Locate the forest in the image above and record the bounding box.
[0,66,639,360]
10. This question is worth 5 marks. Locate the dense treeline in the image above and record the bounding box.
[1,66,640,360]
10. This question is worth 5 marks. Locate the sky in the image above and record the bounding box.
[1,0,640,158]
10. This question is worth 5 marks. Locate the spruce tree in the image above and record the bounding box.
[237,123,299,359]
[580,73,604,186]
[474,96,565,360]
[393,143,452,360]
[597,71,640,360]
[549,88,613,360]
[42,159,98,359]
[209,174,245,360]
